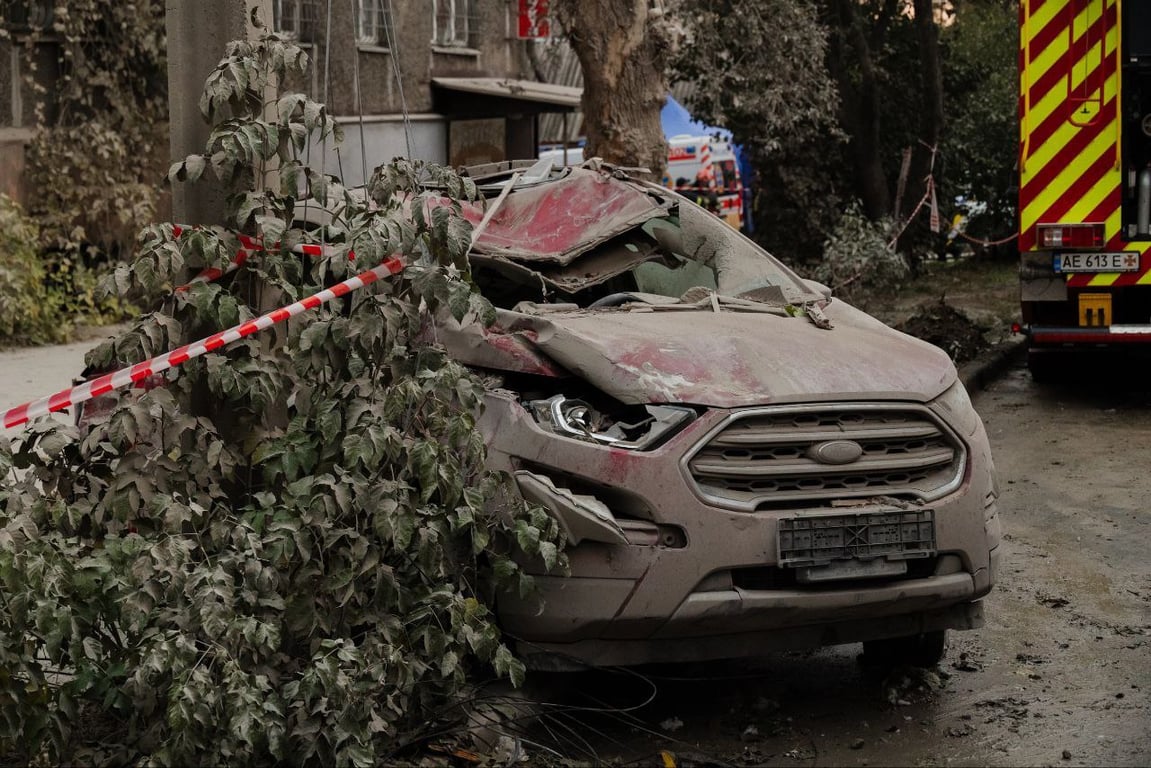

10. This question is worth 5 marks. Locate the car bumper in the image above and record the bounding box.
[483,391,1000,668]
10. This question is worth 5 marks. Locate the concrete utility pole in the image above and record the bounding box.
[166,0,272,224]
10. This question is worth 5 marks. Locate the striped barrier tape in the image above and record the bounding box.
[4,174,519,431]
[171,226,344,291]
[2,256,404,430]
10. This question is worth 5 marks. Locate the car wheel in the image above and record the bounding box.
[863,630,947,668]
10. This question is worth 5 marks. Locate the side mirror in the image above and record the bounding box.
[803,278,833,301]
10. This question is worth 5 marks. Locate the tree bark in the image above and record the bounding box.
[553,0,671,180]
[898,0,946,230]
[828,0,890,221]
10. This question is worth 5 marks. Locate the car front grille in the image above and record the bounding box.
[684,404,965,511]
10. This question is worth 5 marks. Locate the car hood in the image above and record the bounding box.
[441,300,956,407]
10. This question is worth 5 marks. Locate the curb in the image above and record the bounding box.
[958,334,1027,393]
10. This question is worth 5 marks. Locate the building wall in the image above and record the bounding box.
[0,33,60,203]
[300,1,530,115]
[291,0,535,184]
[1,2,549,197]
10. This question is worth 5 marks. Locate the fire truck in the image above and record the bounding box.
[1018,0,1151,379]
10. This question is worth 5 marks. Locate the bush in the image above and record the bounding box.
[813,203,909,302]
[0,194,69,345]
[16,0,168,328]
[0,33,563,765]
[26,121,168,260]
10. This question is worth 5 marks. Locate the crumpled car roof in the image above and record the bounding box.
[462,167,669,266]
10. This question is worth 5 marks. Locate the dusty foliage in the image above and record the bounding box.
[670,0,838,155]
[0,33,564,765]
[13,0,168,259]
[812,204,909,302]
[0,194,69,345]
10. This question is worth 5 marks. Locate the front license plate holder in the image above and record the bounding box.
[796,557,908,584]
[778,510,936,572]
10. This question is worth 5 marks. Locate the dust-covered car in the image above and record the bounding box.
[448,161,1001,669]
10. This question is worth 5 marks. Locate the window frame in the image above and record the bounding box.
[355,0,392,47]
[273,0,319,43]
[3,0,54,32]
[432,0,475,49]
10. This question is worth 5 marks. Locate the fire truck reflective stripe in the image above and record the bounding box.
[1018,0,1133,266]
[1028,47,1118,153]
[1029,2,1114,89]
[1023,133,1117,227]
[1109,263,1151,287]
[1081,188,1123,229]
[1027,3,1066,62]
[1026,131,1114,249]
[1085,272,1120,287]
[1021,94,1115,203]
[1028,7,1110,83]
[1020,3,1115,137]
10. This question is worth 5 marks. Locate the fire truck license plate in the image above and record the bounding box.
[1053,252,1140,273]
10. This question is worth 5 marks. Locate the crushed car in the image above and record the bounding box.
[77,159,1000,671]
[447,160,1001,669]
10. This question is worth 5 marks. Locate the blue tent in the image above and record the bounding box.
[660,95,753,231]
[660,94,730,140]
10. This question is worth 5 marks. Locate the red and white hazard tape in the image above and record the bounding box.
[4,175,517,431]
[2,256,404,429]
[172,226,345,291]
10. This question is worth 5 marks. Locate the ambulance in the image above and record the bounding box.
[537,133,747,231]
[665,134,746,231]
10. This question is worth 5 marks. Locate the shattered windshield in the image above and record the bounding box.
[467,168,820,311]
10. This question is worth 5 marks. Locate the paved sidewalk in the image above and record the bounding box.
[958,334,1027,394]
[0,333,117,431]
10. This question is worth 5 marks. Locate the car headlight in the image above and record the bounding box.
[528,395,694,450]
[931,380,980,437]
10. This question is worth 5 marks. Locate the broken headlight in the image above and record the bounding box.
[527,395,694,450]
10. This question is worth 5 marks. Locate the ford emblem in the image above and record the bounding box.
[808,440,864,465]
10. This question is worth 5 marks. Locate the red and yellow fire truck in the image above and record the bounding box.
[1018,0,1151,378]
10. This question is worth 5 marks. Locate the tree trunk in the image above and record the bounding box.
[828,0,890,221]
[553,0,671,180]
[898,0,946,238]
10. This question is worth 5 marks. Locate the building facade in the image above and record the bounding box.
[0,1,56,203]
[0,0,578,202]
[269,0,578,185]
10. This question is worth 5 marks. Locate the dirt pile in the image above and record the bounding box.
[896,299,989,364]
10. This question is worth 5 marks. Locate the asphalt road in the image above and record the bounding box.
[1,339,1148,766]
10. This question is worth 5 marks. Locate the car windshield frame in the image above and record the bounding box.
[461,168,823,309]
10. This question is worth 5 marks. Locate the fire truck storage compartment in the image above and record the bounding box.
[1124,0,1151,239]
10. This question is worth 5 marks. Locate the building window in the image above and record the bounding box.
[432,0,475,48]
[356,0,392,46]
[273,0,319,42]
[3,1,54,31]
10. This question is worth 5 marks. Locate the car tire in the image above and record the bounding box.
[862,629,947,668]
